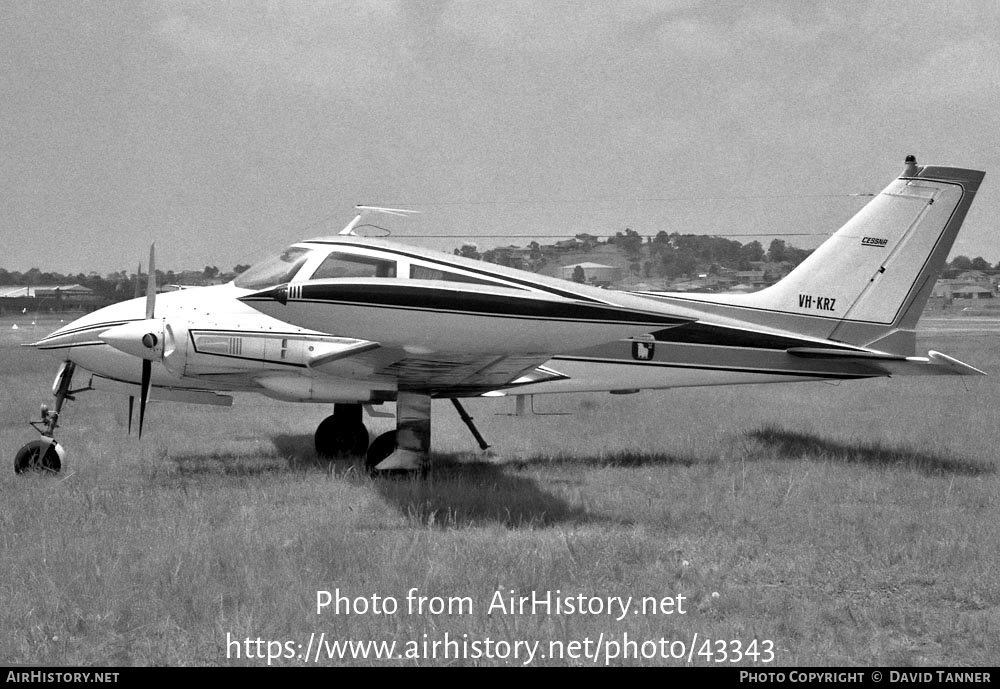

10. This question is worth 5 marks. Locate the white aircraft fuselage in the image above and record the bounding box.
[17,158,986,474]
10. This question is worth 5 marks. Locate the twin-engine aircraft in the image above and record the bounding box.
[17,157,986,474]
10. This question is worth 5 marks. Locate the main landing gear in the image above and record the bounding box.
[314,403,370,459]
[313,395,491,477]
[15,361,89,475]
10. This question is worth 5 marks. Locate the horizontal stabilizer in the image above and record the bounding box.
[927,350,986,376]
[861,350,987,377]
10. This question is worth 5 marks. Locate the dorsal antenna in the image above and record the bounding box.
[339,206,421,235]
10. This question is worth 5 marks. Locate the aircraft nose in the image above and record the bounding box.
[28,314,103,350]
[28,301,146,351]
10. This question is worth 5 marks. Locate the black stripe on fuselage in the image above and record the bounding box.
[32,341,107,351]
[647,322,858,351]
[35,319,138,342]
[269,283,689,326]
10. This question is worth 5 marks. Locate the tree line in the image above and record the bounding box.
[467,231,997,281]
[0,265,251,302]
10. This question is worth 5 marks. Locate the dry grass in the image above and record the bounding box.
[1,316,998,666]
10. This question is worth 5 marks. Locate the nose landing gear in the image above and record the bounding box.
[15,361,89,475]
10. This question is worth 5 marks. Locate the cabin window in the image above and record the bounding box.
[312,252,397,279]
[409,265,507,287]
[234,247,311,290]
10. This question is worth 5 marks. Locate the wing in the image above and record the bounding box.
[308,344,568,395]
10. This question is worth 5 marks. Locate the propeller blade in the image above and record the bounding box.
[145,243,156,320]
[128,396,134,435]
[138,360,151,439]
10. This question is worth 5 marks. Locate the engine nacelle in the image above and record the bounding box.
[256,376,393,402]
[99,319,191,378]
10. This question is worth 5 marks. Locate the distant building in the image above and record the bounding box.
[733,270,770,289]
[956,270,991,284]
[951,285,994,300]
[0,284,98,314]
[553,238,584,252]
[0,284,94,299]
[669,279,710,292]
[491,245,534,268]
[933,279,996,301]
[558,262,621,286]
[749,261,795,279]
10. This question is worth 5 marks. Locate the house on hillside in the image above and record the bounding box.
[491,245,534,269]
[956,270,991,285]
[749,261,795,280]
[733,270,770,290]
[558,262,621,286]
[552,238,584,252]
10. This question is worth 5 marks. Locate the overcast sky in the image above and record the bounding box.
[2,1,998,274]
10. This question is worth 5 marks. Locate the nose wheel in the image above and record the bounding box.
[15,361,89,476]
[14,439,64,474]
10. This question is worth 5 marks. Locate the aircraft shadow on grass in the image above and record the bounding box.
[366,450,712,529]
[364,452,597,529]
[744,425,994,477]
[167,433,647,528]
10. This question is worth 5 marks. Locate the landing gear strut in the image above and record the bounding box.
[314,403,369,460]
[363,395,492,477]
[313,396,493,477]
[365,392,431,475]
[15,361,87,475]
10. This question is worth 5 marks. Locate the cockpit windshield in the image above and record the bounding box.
[234,246,311,290]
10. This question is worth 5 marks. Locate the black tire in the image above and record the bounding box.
[364,431,397,472]
[314,416,369,459]
[14,440,62,475]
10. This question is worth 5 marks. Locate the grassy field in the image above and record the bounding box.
[1,315,998,666]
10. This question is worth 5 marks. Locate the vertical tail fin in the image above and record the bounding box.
[730,157,984,353]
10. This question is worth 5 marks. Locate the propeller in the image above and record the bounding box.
[103,244,158,438]
[129,259,142,433]
[139,243,156,437]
